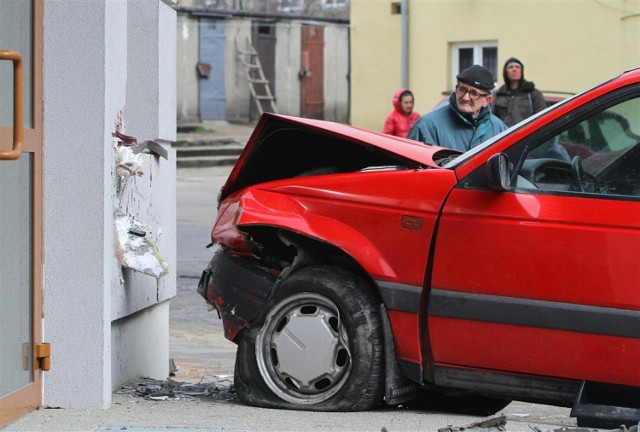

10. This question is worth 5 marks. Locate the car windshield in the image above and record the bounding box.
[444,88,587,169]
[516,95,640,197]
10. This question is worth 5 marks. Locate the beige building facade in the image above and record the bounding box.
[351,0,640,132]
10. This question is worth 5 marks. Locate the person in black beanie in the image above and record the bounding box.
[408,65,507,151]
[493,57,547,127]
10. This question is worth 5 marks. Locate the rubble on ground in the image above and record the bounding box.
[116,376,236,403]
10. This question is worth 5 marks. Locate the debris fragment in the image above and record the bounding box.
[132,139,169,160]
[169,358,178,376]
[128,227,146,237]
[113,129,138,146]
[115,215,168,278]
[115,143,145,178]
[438,414,507,432]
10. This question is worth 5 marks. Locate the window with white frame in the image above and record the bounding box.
[451,42,498,90]
[277,0,304,12]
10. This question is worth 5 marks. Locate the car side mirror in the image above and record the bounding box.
[486,153,511,191]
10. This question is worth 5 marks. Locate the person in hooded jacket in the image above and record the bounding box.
[383,89,420,138]
[408,65,507,152]
[493,58,547,127]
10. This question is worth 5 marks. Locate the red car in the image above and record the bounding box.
[198,69,640,428]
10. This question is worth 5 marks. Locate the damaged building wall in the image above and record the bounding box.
[110,136,176,388]
[43,0,176,408]
[112,0,177,393]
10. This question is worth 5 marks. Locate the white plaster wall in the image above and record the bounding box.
[159,2,178,139]
[43,0,124,408]
[225,20,253,122]
[323,25,349,123]
[177,13,199,123]
[43,1,176,407]
[275,22,302,117]
[111,301,169,388]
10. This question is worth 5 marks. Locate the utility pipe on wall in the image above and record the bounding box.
[401,0,408,88]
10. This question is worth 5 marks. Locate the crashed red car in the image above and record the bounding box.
[199,69,640,427]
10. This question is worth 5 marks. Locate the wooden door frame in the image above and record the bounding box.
[0,0,43,424]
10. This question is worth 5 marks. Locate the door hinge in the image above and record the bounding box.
[35,343,51,371]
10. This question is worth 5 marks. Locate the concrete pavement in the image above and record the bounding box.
[175,120,256,168]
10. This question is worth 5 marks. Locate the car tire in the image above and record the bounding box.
[234,265,385,411]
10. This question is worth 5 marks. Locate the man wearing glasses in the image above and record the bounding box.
[408,65,507,151]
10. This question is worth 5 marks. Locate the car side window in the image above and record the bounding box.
[517,96,640,198]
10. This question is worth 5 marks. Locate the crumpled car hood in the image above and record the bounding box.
[219,113,461,202]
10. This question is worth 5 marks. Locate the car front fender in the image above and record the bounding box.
[234,170,456,286]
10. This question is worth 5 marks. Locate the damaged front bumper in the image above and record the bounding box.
[198,247,277,341]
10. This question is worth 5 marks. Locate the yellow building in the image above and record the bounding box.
[351,0,640,131]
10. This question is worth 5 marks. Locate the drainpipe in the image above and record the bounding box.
[401,0,408,88]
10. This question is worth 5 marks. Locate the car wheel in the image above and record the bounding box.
[234,265,385,411]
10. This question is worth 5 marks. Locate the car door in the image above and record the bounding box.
[427,85,640,387]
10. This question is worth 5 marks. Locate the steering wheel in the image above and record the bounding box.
[571,156,586,192]
[571,155,599,193]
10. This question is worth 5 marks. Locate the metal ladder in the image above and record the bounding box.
[236,36,278,115]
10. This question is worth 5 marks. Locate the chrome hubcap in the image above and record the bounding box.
[255,292,351,404]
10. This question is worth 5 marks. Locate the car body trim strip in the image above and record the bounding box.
[376,281,421,313]
[432,365,579,405]
[429,289,640,339]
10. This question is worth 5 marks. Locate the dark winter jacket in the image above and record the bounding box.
[493,58,547,127]
[383,89,420,138]
[407,93,507,152]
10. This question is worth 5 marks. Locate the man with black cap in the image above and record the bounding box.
[493,57,547,127]
[408,64,507,152]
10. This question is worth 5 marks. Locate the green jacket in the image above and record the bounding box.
[408,93,507,152]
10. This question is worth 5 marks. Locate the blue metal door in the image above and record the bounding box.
[199,19,225,120]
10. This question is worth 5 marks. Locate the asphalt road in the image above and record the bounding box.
[172,165,237,380]
[2,165,579,432]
